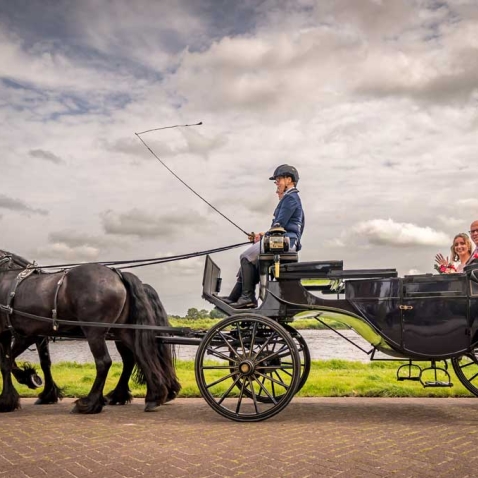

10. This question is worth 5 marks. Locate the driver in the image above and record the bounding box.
[225,164,305,309]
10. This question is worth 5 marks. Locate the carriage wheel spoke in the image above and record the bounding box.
[255,345,290,365]
[254,374,268,398]
[248,377,260,414]
[234,378,247,414]
[247,322,258,359]
[464,371,478,382]
[202,364,238,370]
[206,346,235,362]
[217,331,243,358]
[217,376,242,406]
[235,322,248,358]
[205,371,237,389]
[256,370,290,389]
[253,376,277,404]
[253,331,277,360]
[460,360,476,370]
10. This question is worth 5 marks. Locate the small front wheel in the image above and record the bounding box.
[195,314,301,422]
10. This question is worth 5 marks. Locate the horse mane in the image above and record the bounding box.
[0,249,32,268]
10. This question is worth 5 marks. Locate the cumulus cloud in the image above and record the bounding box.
[154,254,204,276]
[101,208,207,238]
[351,219,451,247]
[0,194,48,216]
[29,149,65,164]
[179,128,228,159]
[102,127,227,162]
[34,243,100,261]
[437,215,466,228]
[48,230,128,249]
[457,198,478,209]
[100,136,176,160]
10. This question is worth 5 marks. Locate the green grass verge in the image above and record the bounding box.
[169,318,344,330]
[7,359,474,399]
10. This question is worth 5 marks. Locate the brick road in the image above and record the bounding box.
[1,397,478,477]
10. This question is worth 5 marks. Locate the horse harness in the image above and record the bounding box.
[0,259,68,332]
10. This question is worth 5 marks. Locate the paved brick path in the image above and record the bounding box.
[1,397,478,477]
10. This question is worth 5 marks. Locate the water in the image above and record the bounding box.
[16,329,387,364]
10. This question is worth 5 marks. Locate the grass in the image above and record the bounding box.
[169,318,345,330]
[7,359,475,399]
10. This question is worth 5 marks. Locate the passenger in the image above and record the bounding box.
[225,164,304,309]
[435,233,473,273]
[466,220,478,266]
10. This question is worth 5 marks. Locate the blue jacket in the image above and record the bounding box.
[271,188,305,250]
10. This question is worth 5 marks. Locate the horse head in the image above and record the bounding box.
[0,250,32,270]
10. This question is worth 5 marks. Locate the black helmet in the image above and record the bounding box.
[269,164,299,184]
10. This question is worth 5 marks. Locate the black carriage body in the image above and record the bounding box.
[347,274,478,359]
[203,254,478,360]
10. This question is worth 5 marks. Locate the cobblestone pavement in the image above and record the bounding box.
[1,397,478,477]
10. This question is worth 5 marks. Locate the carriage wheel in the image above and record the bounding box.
[231,323,311,403]
[451,350,478,396]
[283,324,311,394]
[195,314,301,422]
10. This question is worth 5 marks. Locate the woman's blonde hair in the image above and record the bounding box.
[450,233,473,262]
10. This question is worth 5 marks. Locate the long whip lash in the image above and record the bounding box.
[135,122,250,237]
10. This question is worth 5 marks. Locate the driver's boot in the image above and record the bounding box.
[219,280,242,304]
[230,258,257,309]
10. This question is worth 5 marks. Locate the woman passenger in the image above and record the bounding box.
[435,233,473,273]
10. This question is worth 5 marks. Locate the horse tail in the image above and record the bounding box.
[120,272,169,402]
[143,283,181,401]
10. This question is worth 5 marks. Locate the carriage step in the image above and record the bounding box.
[423,381,453,388]
[397,376,420,381]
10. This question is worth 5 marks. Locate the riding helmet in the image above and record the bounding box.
[269,164,299,184]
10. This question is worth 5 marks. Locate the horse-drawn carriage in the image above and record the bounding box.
[194,250,478,421]
[2,244,478,422]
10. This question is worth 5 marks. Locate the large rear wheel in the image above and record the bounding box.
[451,349,478,396]
[195,314,301,422]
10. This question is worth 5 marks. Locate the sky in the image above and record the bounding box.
[1,0,478,315]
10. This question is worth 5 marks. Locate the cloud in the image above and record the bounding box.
[153,254,204,276]
[437,215,466,228]
[29,149,65,164]
[100,136,176,160]
[101,208,207,238]
[101,127,227,162]
[457,198,478,209]
[0,194,48,216]
[34,243,100,261]
[179,126,228,159]
[48,230,128,249]
[351,219,450,247]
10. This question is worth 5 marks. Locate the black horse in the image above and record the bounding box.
[0,249,180,413]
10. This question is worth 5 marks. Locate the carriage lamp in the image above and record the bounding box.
[262,226,290,279]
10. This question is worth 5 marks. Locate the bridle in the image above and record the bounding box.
[0,254,12,269]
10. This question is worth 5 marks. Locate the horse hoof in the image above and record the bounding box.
[34,398,57,405]
[71,398,103,414]
[144,401,160,412]
[30,374,43,389]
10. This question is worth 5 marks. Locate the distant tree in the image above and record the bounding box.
[186,308,200,320]
[209,308,226,319]
[199,309,210,318]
